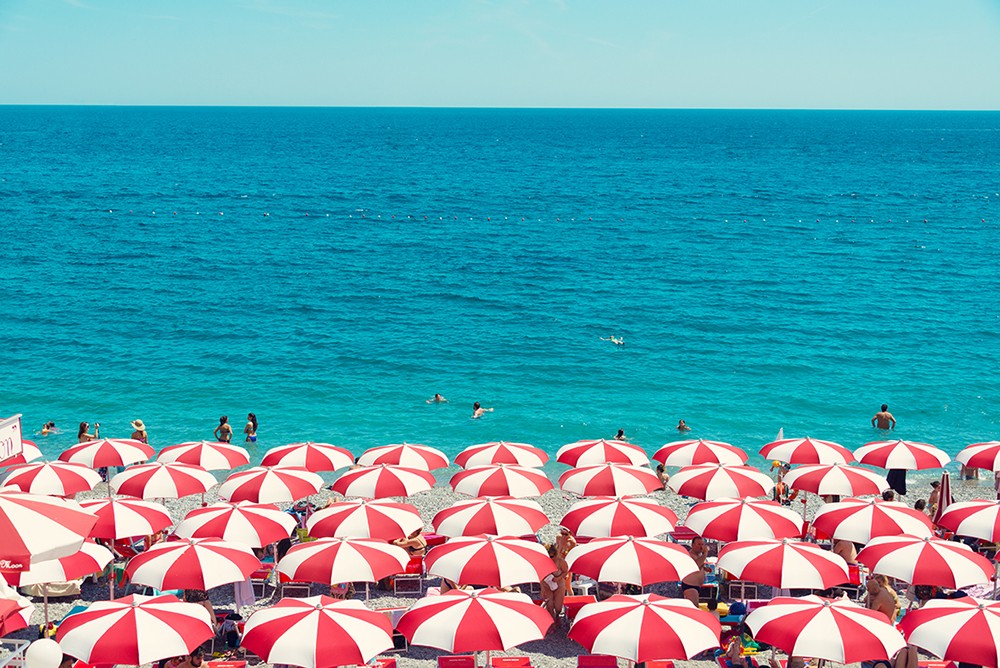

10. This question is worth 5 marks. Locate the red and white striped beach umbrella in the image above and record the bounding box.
[58,438,154,468]
[560,496,677,538]
[957,441,1000,471]
[242,596,393,668]
[79,496,173,540]
[357,443,449,470]
[667,464,773,500]
[744,595,905,663]
[220,466,324,503]
[277,537,409,584]
[566,536,698,586]
[685,498,804,542]
[783,463,889,497]
[899,596,1000,668]
[857,534,995,588]
[174,501,297,548]
[717,538,849,589]
[854,439,950,470]
[125,537,261,591]
[398,588,553,653]
[332,464,436,499]
[560,464,662,497]
[0,491,96,569]
[653,439,749,467]
[425,535,555,588]
[812,497,934,543]
[3,541,113,587]
[0,596,33,637]
[432,497,549,537]
[760,437,854,465]
[450,465,554,498]
[455,441,549,469]
[260,442,354,472]
[156,440,250,470]
[56,593,214,665]
[568,594,722,662]
[557,439,649,467]
[110,462,217,499]
[938,500,1000,542]
[306,499,423,541]
[932,471,953,526]
[0,440,42,467]
[0,461,102,496]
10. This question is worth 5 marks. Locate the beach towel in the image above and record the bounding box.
[234,577,255,608]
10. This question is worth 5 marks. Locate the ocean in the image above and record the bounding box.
[1,107,998,467]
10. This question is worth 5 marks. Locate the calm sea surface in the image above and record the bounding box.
[1,107,998,466]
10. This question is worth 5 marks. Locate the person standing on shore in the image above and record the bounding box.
[214,416,233,443]
[681,536,708,605]
[871,404,896,430]
[130,419,148,444]
[244,413,257,443]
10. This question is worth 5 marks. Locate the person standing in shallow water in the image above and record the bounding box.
[872,403,896,430]
[244,413,257,443]
[214,416,233,443]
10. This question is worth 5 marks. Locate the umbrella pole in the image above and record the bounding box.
[43,586,49,628]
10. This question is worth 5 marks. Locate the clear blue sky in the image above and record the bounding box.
[1,0,998,108]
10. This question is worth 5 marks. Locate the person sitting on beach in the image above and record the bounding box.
[913,499,927,513]
[58,655,76,668]
[217,615,242,649]
[676,419,691,432]
[177,647,205,668]
[725,630,748,668]
[882,489,895,502]
[770,656,809,668]
[244,413,258,443]
[472,401,494,419]
[681,537,709,606]
[426,393,447,404]
[865,575,900,623]
[130,419,148,444]
[871,404,896,430]
[600,335,624,346]
[394,528,427,557]
[77,421,99,443]
[656,463,669,488]
[214,415,233,443]
[833,539,857,565]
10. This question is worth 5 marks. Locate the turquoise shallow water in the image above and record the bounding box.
[1,107,999,465]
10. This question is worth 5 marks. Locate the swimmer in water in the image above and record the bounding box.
[472,402,494,419]
[40,421,58,435]
[600,336,624,346]
[426,393,447,404]
[677,419,691,432]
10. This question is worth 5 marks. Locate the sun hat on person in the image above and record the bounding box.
[130,419,146,431]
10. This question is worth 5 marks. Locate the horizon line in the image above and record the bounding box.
[1,103,998,112]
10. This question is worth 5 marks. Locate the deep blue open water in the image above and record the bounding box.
[1,107,998,466]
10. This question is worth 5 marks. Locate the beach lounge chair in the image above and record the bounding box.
[717,656,759,668]
[438,656,476,668]
[564,595,597,621]
[491,657,531,668]
[372,659,397,668]
[577,656,618,668]
[393,556,424,595]
[637,661,675,668]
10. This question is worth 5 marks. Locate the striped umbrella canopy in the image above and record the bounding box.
[759,437,854,466]
[854,440,950,470]
[3,541,113,588]
[0,491,97,569]
[667,464,773,500]
[79,496,173,540]
[450,465,554,498]
[560,496,677,538]
[0,595,34,637]
[717,538,849,589]
[938,499,1000,542]
[306,499,423,541]
[332,464,436,499]
[566,536,698,586]
[110,462,217,499]
[156,441,250,470]
[58,438,154,468]
[957,441,1000,471]
[685,498,804,541]
[0,440,42,467]
[432,497,549,537]
[0,461,102,496]
[357,443,449,470]
[219,466,324,503]
[398,588,553,653]
[568,594,722,662]
[455,442,548,469]
[260,442,354,472]
[174,501,297,548]
[745,595,905,663]
[242,596,393,668]
[425,535,555,588]
[783,463,889,497]
[653,439,749,467]
[56,594,214,665]
[931,471,953,526]
[857,534,995,588]
[277,537,409,584]
[557,439,649,467]
[899,597,1000,668]
[812,497,934,544]
[560,464,662,497]
[125,537,261,591]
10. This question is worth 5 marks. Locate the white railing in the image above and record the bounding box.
[0,639,30,668]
